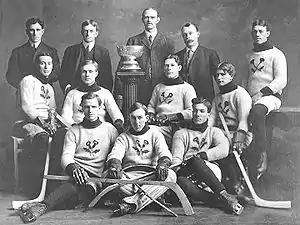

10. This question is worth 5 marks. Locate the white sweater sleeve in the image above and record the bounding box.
[19,77,38,120]
[181,84,197,119]
[171,129,187,165]
[106,133,127,162]
[236,88,252,132]
[61,91,76,125]
[206,128,229,161]
[103,90,124,123]
[268,49,287,94]
[153,129,172,160]
[208,99,217,127]
[61,128,77,170]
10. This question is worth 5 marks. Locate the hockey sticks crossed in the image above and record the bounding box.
[218,111,291,209]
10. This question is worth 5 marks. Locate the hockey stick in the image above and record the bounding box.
[218,112,291,209]
[12,136,53,209]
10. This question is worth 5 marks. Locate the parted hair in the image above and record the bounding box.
[142,8,159,18]
[34,52,52,65]
[80,92,102,106]
[81,60,99,71]
[129,102,148,114]
[81,19,99,31]
[26,17,44,29]
[192,97,212,113]
[252,19,272,31]
[217,61,236,77]
[182,22,199,32]
[165,54,182,66]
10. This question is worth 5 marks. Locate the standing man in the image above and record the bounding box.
[245,19,287,179]
[176,22,220,102]
[114,8,175,105]
[59,20,113,94]
[6,17,60,88]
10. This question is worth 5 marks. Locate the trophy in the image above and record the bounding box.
[117,45,144,71]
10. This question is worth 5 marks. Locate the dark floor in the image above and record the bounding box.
[1,126,300,224]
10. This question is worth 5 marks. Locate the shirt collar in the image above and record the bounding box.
[145,29,158,40]
[186,44,198,53]
[29,40,41,49]
[82,41,95,52]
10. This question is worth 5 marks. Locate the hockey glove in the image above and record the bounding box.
[156,156,171,181]
[107,158,123,179]
[65,163,89,185]
[232,129,247,154]
[148,112,157,125]
[114,119,125,134]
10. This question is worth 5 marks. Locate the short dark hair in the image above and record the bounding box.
[142,8,159,18]
[81,19,99,31]
[182,22,199,32]
[217,62,236,77]
[34,52,52,65]
[80,92,102,106]
[252,19,272,31]
[26,17,44,29]
[192,97,212,113]
[81,60,98,71]
[129,102,148,114]
[165,54,182,67]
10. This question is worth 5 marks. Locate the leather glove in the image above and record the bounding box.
[195,151,208,160]
[156,156,171,181]
[148,112,156,125]
[65,163,89,185]
[232,129,247,154]
[107,158,123,179]
[114,119,125,134]
[156,113,183,126]
[156,114,168,126]
[43,122,57,136]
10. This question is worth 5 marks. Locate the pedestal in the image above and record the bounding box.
[117,71,145,120]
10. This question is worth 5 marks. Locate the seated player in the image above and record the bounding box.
[18,93,119,223]
[172,97,244,215]
[61,60,124,133]
[209,62,252,194]
[13,52,59,151]
[106,102,176,217]
[147,54,197,145]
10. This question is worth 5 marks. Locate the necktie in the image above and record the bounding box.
[187,49,193,66]
[32,44,36,52]
[149,35,153,46]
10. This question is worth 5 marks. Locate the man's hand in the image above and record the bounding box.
[114,119,125,134]
[148,112,157,125]
[156,156,171,181]
[232,130,247,155]
[43,122,57,136]
[156,114,168,126]
[107,158,123,179]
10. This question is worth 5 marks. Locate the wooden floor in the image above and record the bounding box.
[1,125,300,224]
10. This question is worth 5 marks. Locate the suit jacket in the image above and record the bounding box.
[59,43,113,92]
[6,41,60,88]
[115,31,174,105]
[176,45,220,102]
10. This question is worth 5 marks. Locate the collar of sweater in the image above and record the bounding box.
[189,120,208,132]
[35,73,50,85]
[77,82,101,92]
[129,124,150,135]
[80,117,102,129]
[163,76,184,85]
[219,82,237,94]
[253,40,273,52]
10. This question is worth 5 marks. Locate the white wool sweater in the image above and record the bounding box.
[148,82,197,119]
[61,87,124,125]
[172,126,229,165]
[246,47,287,96]
[19,75,56,121]
[107,125,172,168]
[209,86,252,132]
[61,122,118,177]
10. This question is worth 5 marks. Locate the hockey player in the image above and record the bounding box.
[209,62,252,194]
[61,60,124,133]
[172,97,244,215]
[19,93,119,223]
[245,19,287,179]
[106,102,176,217]
[147,54,197,145]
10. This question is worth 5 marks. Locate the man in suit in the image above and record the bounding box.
[59,20,113,94]
[6,17,60,88]
[115,8,175,105]
[176,22,220,102]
